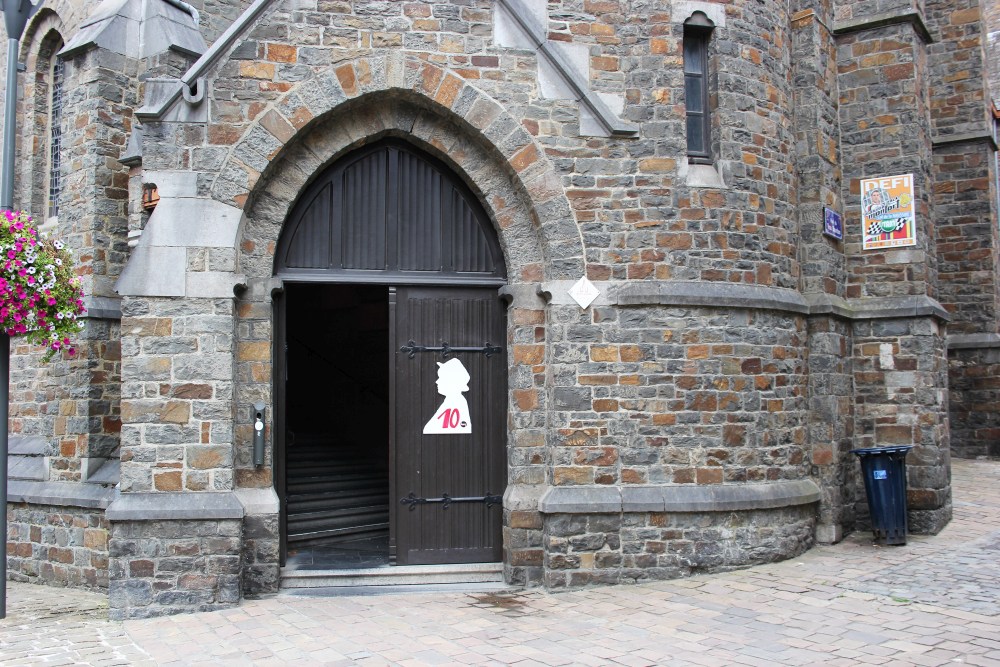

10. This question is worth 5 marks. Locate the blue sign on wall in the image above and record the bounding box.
[823,206,843,241]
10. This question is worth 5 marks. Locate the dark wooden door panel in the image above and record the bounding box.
[392,287,506,565]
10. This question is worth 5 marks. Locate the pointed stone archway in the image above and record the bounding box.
[230,83,570,588]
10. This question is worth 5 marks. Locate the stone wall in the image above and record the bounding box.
[948,344,1000,458]
[119,297,237,494]
[544,505,817,587]
[10,0,995,616]
[108,518,242,620]
[6,503,109,589]
[924,0,1000,459]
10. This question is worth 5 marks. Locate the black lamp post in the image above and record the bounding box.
[1,0,43,620]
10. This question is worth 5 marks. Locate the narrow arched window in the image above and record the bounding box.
[48,56,64,218]
[683,12,714,164]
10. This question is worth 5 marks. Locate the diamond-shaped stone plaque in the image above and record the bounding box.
[568,276,600,309]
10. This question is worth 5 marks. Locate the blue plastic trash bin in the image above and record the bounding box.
[850,445,912,545]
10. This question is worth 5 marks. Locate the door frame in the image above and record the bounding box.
[273,277,507,565]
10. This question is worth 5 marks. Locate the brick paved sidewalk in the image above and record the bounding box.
[3,458,999,666]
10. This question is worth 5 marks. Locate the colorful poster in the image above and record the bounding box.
[823,207,843,241]
[861,174,916,250]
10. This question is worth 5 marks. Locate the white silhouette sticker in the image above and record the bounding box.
[423,357,472,435]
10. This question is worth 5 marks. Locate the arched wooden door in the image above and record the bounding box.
[274,139,508,565]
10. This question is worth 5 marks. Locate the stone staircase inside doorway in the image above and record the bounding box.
[285,440,390,546]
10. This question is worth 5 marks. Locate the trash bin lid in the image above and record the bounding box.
[849,446,913,456]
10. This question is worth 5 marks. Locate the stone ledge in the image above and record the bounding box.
[538,480,821,514]
[83,296,123,320]
[615,282,810,314]
[7,480,117,509]
[235,487,280,515]
[931,131,998,151]
[106,492,244,521]
[947,333,1000,350]
[541,281,952,323]
[848,295,950,322]
[832,11,933,44]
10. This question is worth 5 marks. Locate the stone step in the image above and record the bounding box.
[280,562,504,589]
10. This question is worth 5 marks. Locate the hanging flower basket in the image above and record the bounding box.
[0,210,85,360]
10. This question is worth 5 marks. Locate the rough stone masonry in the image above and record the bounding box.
[2,0,998,618]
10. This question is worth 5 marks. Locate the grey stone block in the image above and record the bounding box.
[106,492,244,520]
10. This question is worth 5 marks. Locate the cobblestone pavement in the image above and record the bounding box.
[3,458,1000,666]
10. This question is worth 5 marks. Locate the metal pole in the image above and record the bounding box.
[0,333,8,619]
[0,36,17,210]
[1,0,42,620]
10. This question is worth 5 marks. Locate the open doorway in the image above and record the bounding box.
[283,283,390,569]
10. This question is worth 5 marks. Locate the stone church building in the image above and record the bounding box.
[2,0,999,619]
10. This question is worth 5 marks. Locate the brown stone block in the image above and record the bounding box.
[59,439,76,457]
[619,345,642,362]
[188,446,230,470]
[161,402,190,424]
[168,541,200,557]
[47,547,73,564]
[510,549,543,566]
[579,374,616,386]
[513,345,544,365]
[907,488,945,509]
[510,511,543,530]
[619,375,641,385]
[129,559,155,577]
[686,345,710,360]
[129,318,172,336]
[334,63,358,96]
[154,471,182,491]
[696,468,723,484]
[875,425,912,444]
[574,447,618,466]
[884,63,914,82]
[172,383,213,400]
[558,429,600,447]
[511,308,544,326]
[673,468,695,483]
[592,399,619,412]
[639,157,676,172]
[509,143,539,173]
[513,389,538,411]
[653,413,676,426]
[435,73,463,108]
[554,466,594,485]
[622,468,646,483]
[266,43,297,63]
[83,529,107,550]
[418,63,444,97]
[951,7,980,23]
[689,393,717,411]
[723,424,746,447]
[240,61,274,80]
[591,55,619,71]
[260,110,295,144]
[238,341,270,362]
[234,467,270,489]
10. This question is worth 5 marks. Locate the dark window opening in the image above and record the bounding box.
[683,13,714,164]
